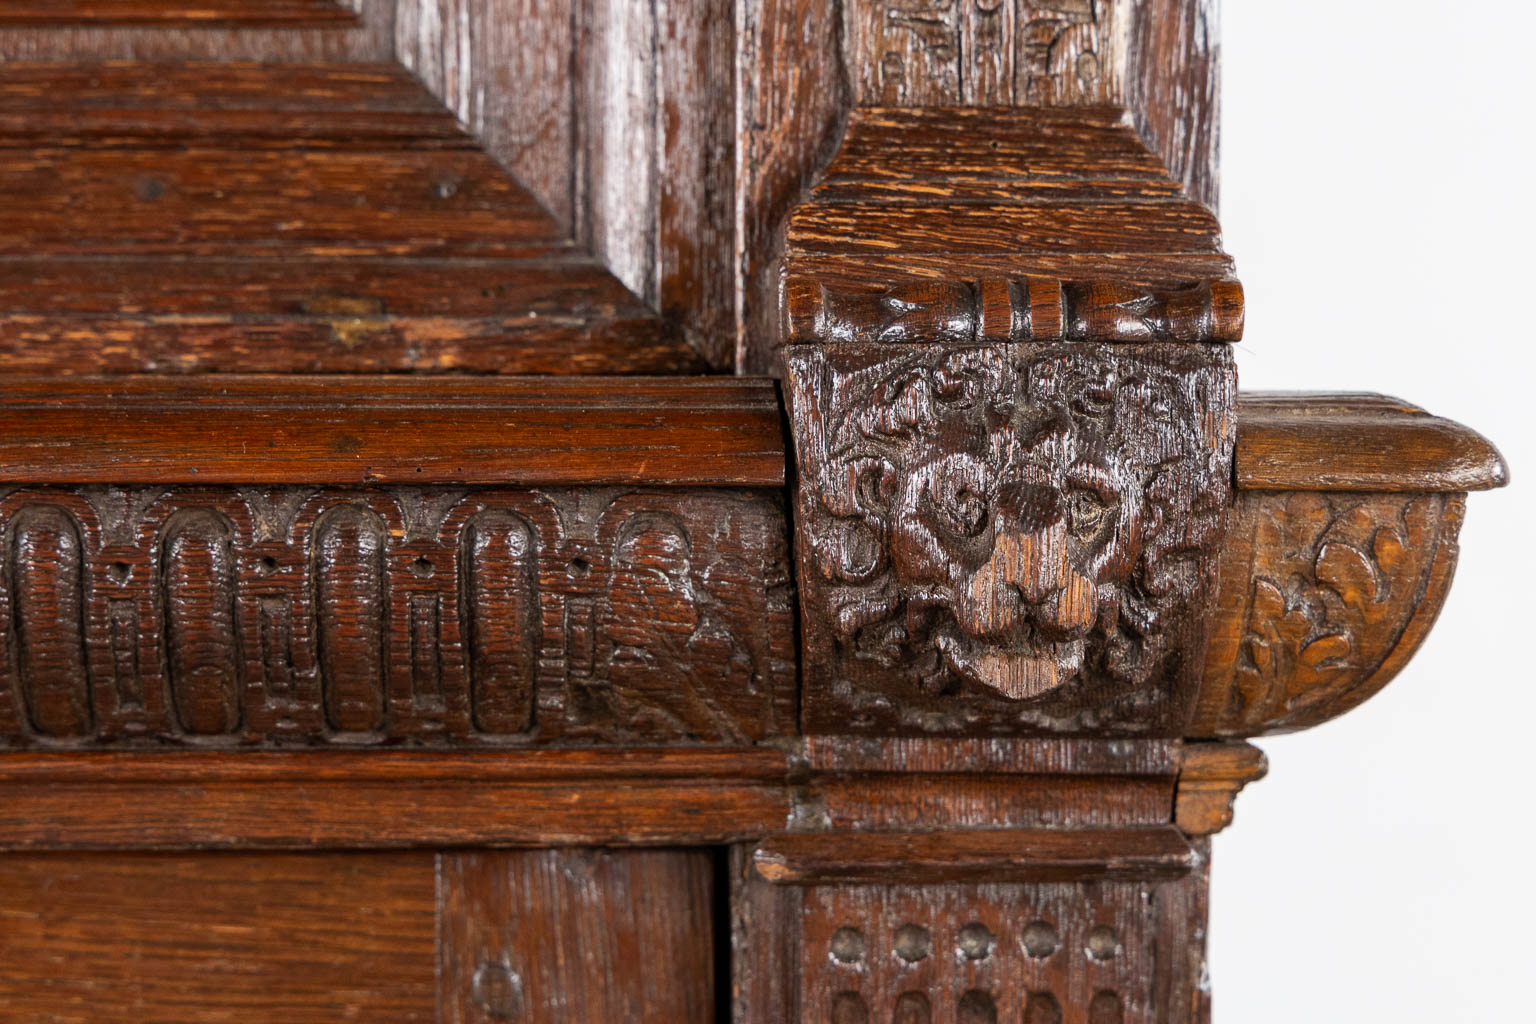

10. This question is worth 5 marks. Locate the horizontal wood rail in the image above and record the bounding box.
[753,827,1196,885]
[0,376,786,487]
[0,382,1504,493]
[1235,392,1507,491]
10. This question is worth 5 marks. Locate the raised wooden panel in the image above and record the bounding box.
[441,848,718,1024]
[0,852,438,1023]
[0,0,359,26]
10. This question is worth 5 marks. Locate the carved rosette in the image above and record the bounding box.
[785,280,1237,736]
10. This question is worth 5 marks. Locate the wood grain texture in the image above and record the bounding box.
[1193,489,1466,739]
[786,275,1243,345]
[735,865,1213,1024]
[0,61,701,373]
[396,0,575,225]
[734,0,849,374]
[0,377,784,485]
[0,852,437,1022]
[441,848,717,1024]
[786,342,1235,736]
[798,737,1179,830]
[0,484,793,747]
[0,0,358,26]
[753,827,1196,885]
[0,749,791,848]
[845,0,1122,106]
[768,104,1238,372]
[1125,0,1222,209]
[0,258,696,375]
[1235,392,1508,492]
[384,0,743,366]
[1173,741,1265,836]
[0,0,392,61]
[731,843,802,1024]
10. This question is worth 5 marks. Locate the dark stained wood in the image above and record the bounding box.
[0,377,784,486]
[0,3,1513,1021]
[0,62,465,145]
[0,484,794,748]
[0,852,437,1022]
[772,869,1211,1023]
[0,0,358,25]
[0,60,704,374]
[396,0,576,225]
[1173,742,1266,836]
[730,843,802,1024]
[785,341,1235,737]
[0,148,567,257]
[753,828,1195,886]
[789,199,1223,256]
[785,275,1243,345]
[441,848,717,1024]
[844,0,1123,107]
[1194,489,1467,739]
[0,1,394,62]
[799,737,1179,830]
[0,258,695,375]
[1125,0,1221,209]
[1235,392,1509,492]
[0,749,791,848]
[733,0,849,374]
[397,0,738,368]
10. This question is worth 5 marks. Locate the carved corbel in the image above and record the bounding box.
[782,276,1240,736]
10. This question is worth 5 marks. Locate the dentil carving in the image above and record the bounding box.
[786,341,1234,735]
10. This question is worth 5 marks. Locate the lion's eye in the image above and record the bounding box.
[950,488,988,535]
[856,464,890,513]
[1068,490,1114,539]
[1070,387,1115,418]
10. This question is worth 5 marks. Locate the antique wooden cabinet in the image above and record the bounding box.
[0,2,1507,1021]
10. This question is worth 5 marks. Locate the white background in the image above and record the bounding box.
[1213,2,1534,1020]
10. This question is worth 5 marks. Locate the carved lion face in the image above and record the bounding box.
[788,342,1234,732]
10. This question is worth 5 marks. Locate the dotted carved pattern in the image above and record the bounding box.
[802,881,1160,1023]
[0,486,794,747]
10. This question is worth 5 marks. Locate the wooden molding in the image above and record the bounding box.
[785,276,1244,346]
[0,1,359,25]
[0,376,784,487]
[1236,393,1508,492]
[752,827,1196,886]
[1174,741,1267,836]
[0,749,792,848]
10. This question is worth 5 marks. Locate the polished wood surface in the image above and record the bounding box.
[0,377,783,485]
[442,849,718,1024]
[0,1,1510,1020]
[0,852,438,1022]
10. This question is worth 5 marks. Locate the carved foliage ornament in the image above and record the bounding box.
[787,339,1234,735]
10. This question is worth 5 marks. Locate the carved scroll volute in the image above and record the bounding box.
[783,276,1239,736]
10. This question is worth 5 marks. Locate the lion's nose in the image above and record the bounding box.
[957,520,1097,641]
[994,479,1062,535]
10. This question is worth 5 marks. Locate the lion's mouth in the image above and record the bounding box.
[936,633,1086,701]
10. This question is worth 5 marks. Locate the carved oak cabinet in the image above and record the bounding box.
[0,2,1506,1022]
